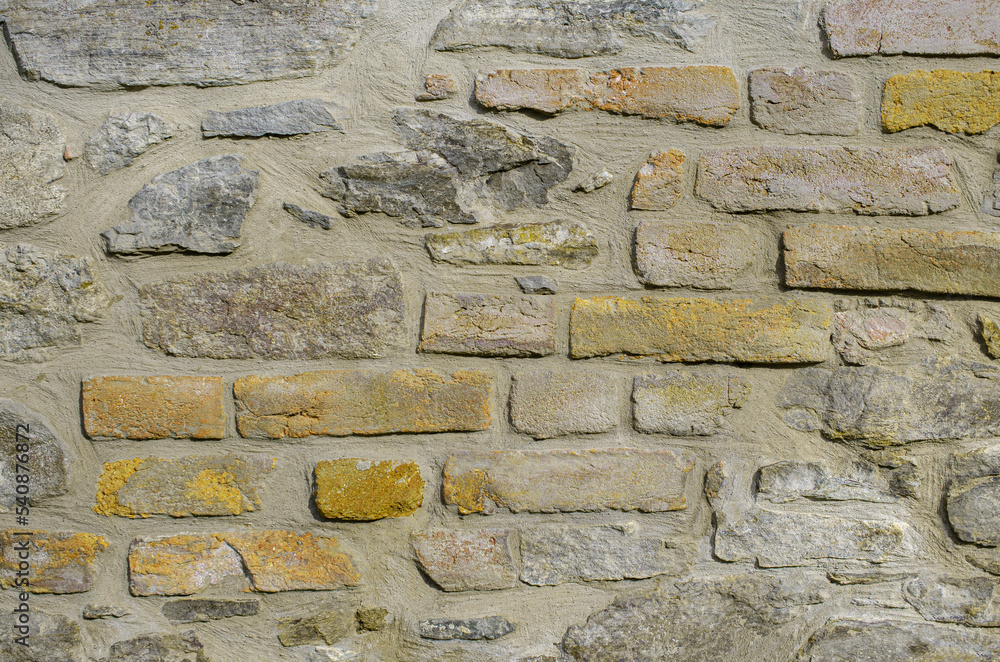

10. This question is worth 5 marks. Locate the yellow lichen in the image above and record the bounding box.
[183,468,245,515]
[93,458,146,517]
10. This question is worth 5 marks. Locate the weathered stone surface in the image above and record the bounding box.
[84,112,173,175]
[203,99,342,138]
[83,605,127,619]
[0,101,65,228]
[103,630,208,662]
[0,399,69,510]
[140,258,406,360]
[630,151,683,209]
[412,529,517,592]
[984,165,1000,217]
[634,221,756,289]
[0,530,108,593]
[0,611,82,662]
[520,523,679,586]
[417,74,458,101]
[632,372,750,435]
[903,576,1000,627]
[982,314,1000,358]
[418,616,515,641]
[574,170,613,193]
[283,202,333,230]
[0,244,111,362]
[779,360,1000,445]
[476,68,740,126]
[420,292,556,357]
[234,369,492,438]
[82,376,225,440]
[442,448,694,515]
[714,509,913,566]
[823,0,1000,58]
[570,296,831,363]
[101,155,259,255]
[516,275,558,294]
[832,298,953,365]
[431,0,716,56]
[697,147,959,215]
[163,599,259,624]
[315,459,424,521]
[425,220,598,269]
[128,531,360,596]
[948,477,1000,546]
[510,371,617,439]
[786,224,1000,297]
[94,455,275,518]
[952,444,1000,480]
[563,572,827,661]
[278,608,355,646]
[0,0,377,87]
[795,618,1000,661]
[757,458,918,503]
[356,607,389,631]
[322,109,573,227]
[883,69,1000,134]
[749,68,859,135]
[826,570,915,585]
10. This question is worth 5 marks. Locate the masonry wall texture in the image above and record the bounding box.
[2,0,1000,660]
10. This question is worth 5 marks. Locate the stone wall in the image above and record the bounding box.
[2,0,1000,660]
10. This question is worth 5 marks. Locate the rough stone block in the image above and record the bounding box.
[418,616,515,641]
[234,369,492,438]
[0,101,65,228]
[140,258,406,360]
[314,459,424,521]
[697,146,959,215]
[757,458,918,503]
[0,530,108,593]
[903,576,1000,627]
[278,608,355,646]
[425,220,598,269]
[203,98,342,137]
[412,529,517,591]
[516,275,558,294]
[0,611,83,662]
[417,74,458,101]
[948,476,1000,546]
[103,631,208,662]
[795,618,1000,661]
[84,111,173,174]
[883,69,1000,134]
[632,372,750,435]
[82,376,225,440]
[0,399,69,510]
[509,371,617,439]
[634,220,756,289]
[570,296,831,363]
[749,68,859,135]
[981,314,1000,359]
[420,292,556,357]
[832,298,953,365]
[442,448,694,515]
[162,599,259,624]
[629,150,684,209]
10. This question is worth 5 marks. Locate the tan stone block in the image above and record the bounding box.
[633,372,750,435]
[82,376,224,440]
[749,67,859,136]
[315,459,424,520]
[412,529,517,591]
[509,371,618,439]
[634,220,756,289]
[424,220,598,269]
[0,530,108,594]
[234,369,492,438]
[419,292,556,357]
[570,296,830,363]
[630,151,684,210]
[883,69,1000,134]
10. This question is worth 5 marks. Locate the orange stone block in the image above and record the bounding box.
[0,530,109,593]
[315,459,424,521]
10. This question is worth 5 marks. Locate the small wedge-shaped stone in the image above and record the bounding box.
[0,101,65,228]
[883,70,1000,134]
[948,476,1000,546]
[903,576,1000,627]
[697,147,959,215]
[140,259,406,359]
[103,631,208,662]
[750,68,859,136]
[315,459,424,521]
[425,220,597,269]
[443,448,694,515]
[0,399,69,510]
[714,509,913,566]
[0,530,108,593]
[420,292,556,357]
[83,376,225,440]
[510,371,617,439]
[570,296,831,363]
[0,244,111,362]
[758,458,918,503]
[94,455,276,518]
[476,67,740,126]
[128,531,360,596]
[633,372,750,435]
[163,599,259,624]
[0,0,377,87]
[431,0,716,56]
[823,0,1000,58]
[796,618,1000,661]
[102,155,258,255]
[520,523,680,586]
[84,112,173,174]
[785,225,1000,297]
[203,99,342,137]
[412,529,517,592]
[630,151,684,209]
[419,616,515,641]
[283,202,333,230]
[635,220,757,289]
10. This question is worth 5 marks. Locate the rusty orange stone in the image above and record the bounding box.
[630,150,684,210]
[0,530,109,593]
[315,459,424,521]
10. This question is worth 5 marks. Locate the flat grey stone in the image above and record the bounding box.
[283,203,333,230]
[0,101,65,228]
[1,0,377,87]
[431,0,715,57]
[757,458,918,503]
[794,618,1000,661]
[826,570,915,585]
[520,523,680,586]
[903,576,1000,627]
[749,68,859,135]
[948,476,1000,546]
[425,220,598,269]
[83,605,128,619]
[419,292,556,357]
[101,630,208,662]
[140,259,406,360]
[516,276,558,294]
[277,607,355,647]
[418,616,515,641]
[633,372,750,436]
[510,371,617,439]
[202,99,342,138]
[102,155,258,255]
[952,445,1000,480]
[0,611,81,662]
[0,244,111,362]
[0,399,69,511]
[84,112,173,175]
[162,599,259,624]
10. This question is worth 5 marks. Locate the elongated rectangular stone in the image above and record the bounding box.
[883,70,1000,134]
[442,449,694,515]
[633,372,750,435]
[758,458,917,503]
[696,146,959,215]
[635,221,756,289]
[749,68,859,136]
[82,376,225,440]
[202,99,342,138]
[140,259,406,360]
[234,369,492,438]
[823,0,1000,57]
[798,619,1000,661]
[420,292,556,357]
[425,220,598,269]
[0,530,108,594]
[784,225,1000,297]
[509,371,617,439]
[570,297,830,363]
[412,529,517,592]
